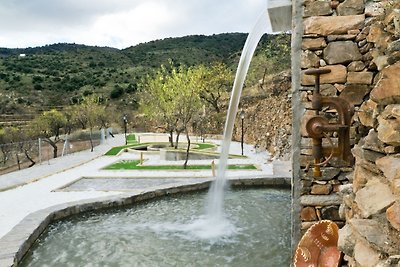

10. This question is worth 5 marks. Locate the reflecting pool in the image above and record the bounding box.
[22,188,290,267]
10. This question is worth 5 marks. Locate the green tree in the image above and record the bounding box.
[197,62,233,113]
[139,64,180,147]
[71,94,106,152]
[139,63,202,168]
[30,109,66,158]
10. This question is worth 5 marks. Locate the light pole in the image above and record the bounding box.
[123,114,128,145]
[240,109,245,156]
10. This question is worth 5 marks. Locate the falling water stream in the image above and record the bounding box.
[190,10,273,238]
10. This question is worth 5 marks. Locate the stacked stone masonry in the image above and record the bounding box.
[299,0,400,265]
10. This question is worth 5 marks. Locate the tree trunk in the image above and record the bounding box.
[183,127,190,169]
[89,128,94,152]
[24,150,36,167]
[175,131,181,149]
[52,144,58,158]
[15,153,21,170]
[43,138,58,158]
[0,148,9,165]
[169,130,174,147]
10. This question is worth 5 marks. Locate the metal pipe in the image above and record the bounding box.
[304,68,355,177]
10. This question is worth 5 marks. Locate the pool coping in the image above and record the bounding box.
[0,176,290,267]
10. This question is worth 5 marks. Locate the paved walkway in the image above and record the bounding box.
[0,136,123,191]
[0,134,291,240]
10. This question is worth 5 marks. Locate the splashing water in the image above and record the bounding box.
[189,11,273,238]
[119,11,273,241]
[207,11,271,218]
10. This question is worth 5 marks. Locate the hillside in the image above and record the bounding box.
[0,33,292,158]
[0,33,290,115]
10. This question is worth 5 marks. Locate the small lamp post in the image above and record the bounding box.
[201,105,206,143]
[240,109,245,156]
[123,114,128,145]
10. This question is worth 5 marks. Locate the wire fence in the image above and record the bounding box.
[0,130,104,175]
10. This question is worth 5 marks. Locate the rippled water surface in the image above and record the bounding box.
[22,188,291,267]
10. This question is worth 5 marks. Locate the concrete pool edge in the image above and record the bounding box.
[0,177,290,267]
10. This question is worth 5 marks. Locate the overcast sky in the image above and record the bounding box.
[0,0,268,49]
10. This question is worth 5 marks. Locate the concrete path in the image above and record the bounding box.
[0,134,291,240]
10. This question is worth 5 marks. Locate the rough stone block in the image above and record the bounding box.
[320,84,337,96]
[334,83,346,92]
[304,0,333,17]
[304,15,365,36]
[302,37,327,50]
[339,84,371,106]
[347,61,365,72]
[338,224,356,256]
[384,146,400,154]
[367,23,391,50]
[392,179,400,196]
[347,71,374,85]
[337,0,365,16]
[323,41,362,64]
[350,219,397,254]
[359,42,374,54]
[301,64,347,85]
[355,180,396,218]
[300,206,318,221]
[301,50,320,69]
[321,205,341,220]
[365,1,385,17]
[352,144,385,163]
[377,105,400,146]
[373,55,389,71]
[358,100,377,127]
[327,34,357,42]
[354,241,381,267]
[370,59,400,105]
[376,155,400,181]
[386,202,400,231]
[300,194,342,206]
[311,184,333,195]
[352,163,371,192]
[362,129,386,153]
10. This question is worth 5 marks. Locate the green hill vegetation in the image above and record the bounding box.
[0,33,290,115]
[0,32,290,170]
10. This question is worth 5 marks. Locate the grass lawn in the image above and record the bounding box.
[126,134,137,144]
[193,143,216,150]
[104,160,257,170]
[104,145,133,156]
[104,141,216,156]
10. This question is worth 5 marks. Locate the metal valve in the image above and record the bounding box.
[305,68,355,177]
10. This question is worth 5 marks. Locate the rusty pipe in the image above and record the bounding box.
[305,68,331,115]
[304,68,355,177]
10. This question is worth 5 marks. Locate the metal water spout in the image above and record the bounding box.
[266,0,292,33]
[305,68,355,177]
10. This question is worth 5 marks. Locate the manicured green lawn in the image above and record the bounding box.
[126,134,137,144]
[193,143,216,150]
[104,145,132,156]
[104,160,257,170]
[104,141,216,156]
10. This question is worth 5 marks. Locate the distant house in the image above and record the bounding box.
[19,54,26,58]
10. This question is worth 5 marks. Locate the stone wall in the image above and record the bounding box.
[337,3,400,266]
[294,0,400,265]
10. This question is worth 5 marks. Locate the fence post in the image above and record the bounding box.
[38,138,42,164]
[61,134,69,157]
[100,128,105,144]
